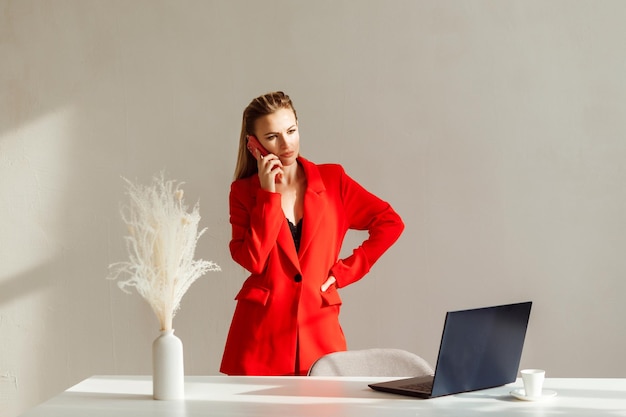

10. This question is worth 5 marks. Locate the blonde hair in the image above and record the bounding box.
[233,91,298,180]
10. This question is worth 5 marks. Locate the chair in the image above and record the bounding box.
[307,348,434,377]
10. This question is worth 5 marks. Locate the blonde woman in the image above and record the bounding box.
[221,91,404,376]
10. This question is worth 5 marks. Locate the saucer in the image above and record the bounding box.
[510,388,557,401]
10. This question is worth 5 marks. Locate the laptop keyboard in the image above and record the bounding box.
[399,380,433,392]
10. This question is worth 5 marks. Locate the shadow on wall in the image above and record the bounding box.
[1,3,242,416]
[0,5,180,417]
[0,100,129,416]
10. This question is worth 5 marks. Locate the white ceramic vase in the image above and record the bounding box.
[152,329,184,400]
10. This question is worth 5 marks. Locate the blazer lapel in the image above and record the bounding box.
[247,175,300,269]
[276,219,300,269]
[274,157,327,269]
[297,158,327,259]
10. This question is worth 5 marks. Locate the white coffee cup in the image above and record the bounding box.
[521,369,545,398]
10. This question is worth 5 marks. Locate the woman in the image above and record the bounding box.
[220,91,404,376]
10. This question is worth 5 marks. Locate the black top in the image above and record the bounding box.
[287,218,303,253]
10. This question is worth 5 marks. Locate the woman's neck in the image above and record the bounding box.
[280,161,303,186]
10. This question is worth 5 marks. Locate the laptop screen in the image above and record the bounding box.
[431,301,532,397]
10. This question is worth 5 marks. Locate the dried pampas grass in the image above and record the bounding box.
[108,173,220,330]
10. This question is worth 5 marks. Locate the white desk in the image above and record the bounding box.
[18,375,626,417]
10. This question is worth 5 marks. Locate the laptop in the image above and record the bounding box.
[369,301,532,398]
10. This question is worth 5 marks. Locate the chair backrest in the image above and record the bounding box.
[307,348,434,377]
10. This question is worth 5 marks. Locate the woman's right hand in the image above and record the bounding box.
[256,150,284,192]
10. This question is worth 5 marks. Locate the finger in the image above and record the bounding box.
[265,158,282,173]
[321,276,337,292]
[271,167,284,184]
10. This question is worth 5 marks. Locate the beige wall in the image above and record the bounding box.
[2,1,625,416]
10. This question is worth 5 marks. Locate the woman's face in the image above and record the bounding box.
[253,108,299,167]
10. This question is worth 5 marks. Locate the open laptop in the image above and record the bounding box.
[369,301,532,398]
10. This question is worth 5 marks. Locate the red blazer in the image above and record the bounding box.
[220,157,404,375]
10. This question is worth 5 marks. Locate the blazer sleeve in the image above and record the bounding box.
[330,166,405,288]
[229,180,284,274]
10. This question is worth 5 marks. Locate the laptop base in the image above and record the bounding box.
[369,375,435,398]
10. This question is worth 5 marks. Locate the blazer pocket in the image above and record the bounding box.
[235,285,270,306]
[321,286,342,307]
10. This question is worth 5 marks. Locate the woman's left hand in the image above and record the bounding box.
[321,276,337,292]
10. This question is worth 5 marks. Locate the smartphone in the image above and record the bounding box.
[247,135,282,183]
[247,135,269,158]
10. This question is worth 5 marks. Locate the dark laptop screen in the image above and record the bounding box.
[431,301,532,397]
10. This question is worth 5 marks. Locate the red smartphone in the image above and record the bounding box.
[247,135,269,158]
[247,135,282,183]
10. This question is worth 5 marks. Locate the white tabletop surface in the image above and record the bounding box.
[18,375,626,417]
